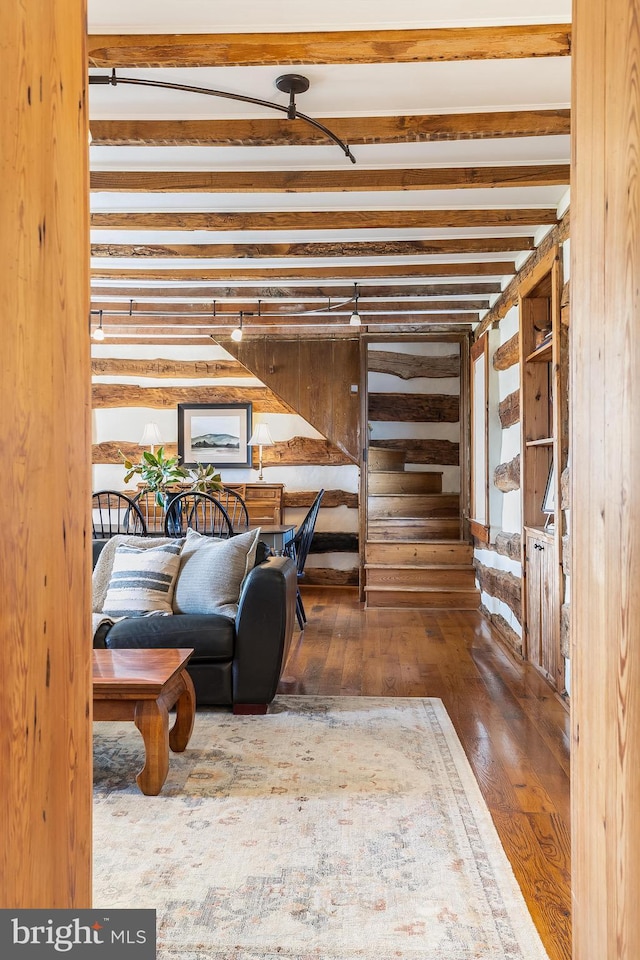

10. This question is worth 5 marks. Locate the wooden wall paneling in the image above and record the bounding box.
[572,2,640,957]
[1,0,91,907]
[300,338,329,443]
[224,337,360,461]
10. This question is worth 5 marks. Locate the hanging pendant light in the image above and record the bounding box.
[230,311,244,342]
[349,284,362,326]
[92,310,106,340]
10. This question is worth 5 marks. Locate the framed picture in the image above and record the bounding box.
[177,403,252,469]
[542,460,555,514]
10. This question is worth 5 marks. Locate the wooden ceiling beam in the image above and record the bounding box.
[90,262,514,280]
[89,209,558,230]
[90,164,569,193]
[90,237,533,259]
[90,282,498,298]
[90,298,489,314]
[88,109,571,147]
[87,25,571,68]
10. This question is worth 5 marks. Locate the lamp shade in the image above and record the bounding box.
[248,423,275,447]
[139,422,162,447]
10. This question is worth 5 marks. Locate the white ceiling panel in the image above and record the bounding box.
[88,0,571,33]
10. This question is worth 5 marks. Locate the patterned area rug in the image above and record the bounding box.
[93,696,550,960]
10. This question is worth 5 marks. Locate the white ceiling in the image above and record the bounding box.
[87,1,571,338]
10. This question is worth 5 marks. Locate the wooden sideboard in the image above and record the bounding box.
[224,483,284,525]
[122,482,284,529]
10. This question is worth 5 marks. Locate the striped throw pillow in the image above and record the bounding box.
[102,541,184,617]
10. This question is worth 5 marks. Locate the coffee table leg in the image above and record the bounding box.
[169,669,196,753]
[134,699,169,796]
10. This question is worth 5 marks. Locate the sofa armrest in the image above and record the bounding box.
[232,554,297,707]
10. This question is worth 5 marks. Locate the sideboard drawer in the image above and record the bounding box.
[224,483,284,525]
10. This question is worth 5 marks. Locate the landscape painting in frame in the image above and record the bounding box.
[178,403,252,468]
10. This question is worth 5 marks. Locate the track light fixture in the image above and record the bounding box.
[349,284,362,326]
[89,70,356,163]
[230,311,244,342]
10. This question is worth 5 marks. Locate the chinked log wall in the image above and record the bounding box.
[472,213,569,658]
[92,345,361,585]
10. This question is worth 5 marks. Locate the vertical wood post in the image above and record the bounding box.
[0,1,91,906]
[571,0,640,956]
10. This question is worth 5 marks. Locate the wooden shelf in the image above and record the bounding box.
[526,339,553,363]
[526,437,554,447]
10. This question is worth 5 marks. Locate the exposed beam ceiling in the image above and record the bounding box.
[88,3,571,339]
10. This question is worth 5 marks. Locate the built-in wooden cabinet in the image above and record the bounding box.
[519,247,566,692]
[525,526,562,689]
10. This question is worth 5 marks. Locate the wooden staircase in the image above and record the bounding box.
[364,447,479,609]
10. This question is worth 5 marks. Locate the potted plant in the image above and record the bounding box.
[121,447,189,508]
[189,462,224,494]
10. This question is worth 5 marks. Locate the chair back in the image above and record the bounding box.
[92,490,147,538]
[163,491,234,538]
[286,489,325,576]
[131,489,173,535]
[216,487,250,531]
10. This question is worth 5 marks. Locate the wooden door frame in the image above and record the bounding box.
[358,330,472,592]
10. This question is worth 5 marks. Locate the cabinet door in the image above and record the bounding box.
[526,532,560,688]
[540,542,560,686]
[526,535,543,667]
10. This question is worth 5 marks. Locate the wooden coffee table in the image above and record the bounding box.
[93,648,196,796]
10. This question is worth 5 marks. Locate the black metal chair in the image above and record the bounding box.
[92,490,147,539]
[284,489,324,629]
[216,487,251,532]
[132,489,180,535]
[163,491,234,539]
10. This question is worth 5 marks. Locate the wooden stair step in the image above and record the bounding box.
[367,448,406,471]
[365,539,473,564]
[368,471,442,495]
[365,564,477,588]
[364,585,480,609]
[368,493,459,519]
[367,518,461,540]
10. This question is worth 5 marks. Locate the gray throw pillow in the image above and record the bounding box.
[172,527,261,616]
[102,541,184,617]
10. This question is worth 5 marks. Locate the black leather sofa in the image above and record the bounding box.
[92,539,297,713]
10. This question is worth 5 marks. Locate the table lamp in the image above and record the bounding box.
[139,421,162,454]
[248,423,274,481]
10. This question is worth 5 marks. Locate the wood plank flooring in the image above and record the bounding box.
[278,587,571,960]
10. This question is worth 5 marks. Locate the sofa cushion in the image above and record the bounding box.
[102,541,184,617]
[173,527,261,616]
[93,534,178,612]
[105,613,235,661]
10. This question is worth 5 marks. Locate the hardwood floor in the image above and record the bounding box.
[278,587,571,960]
